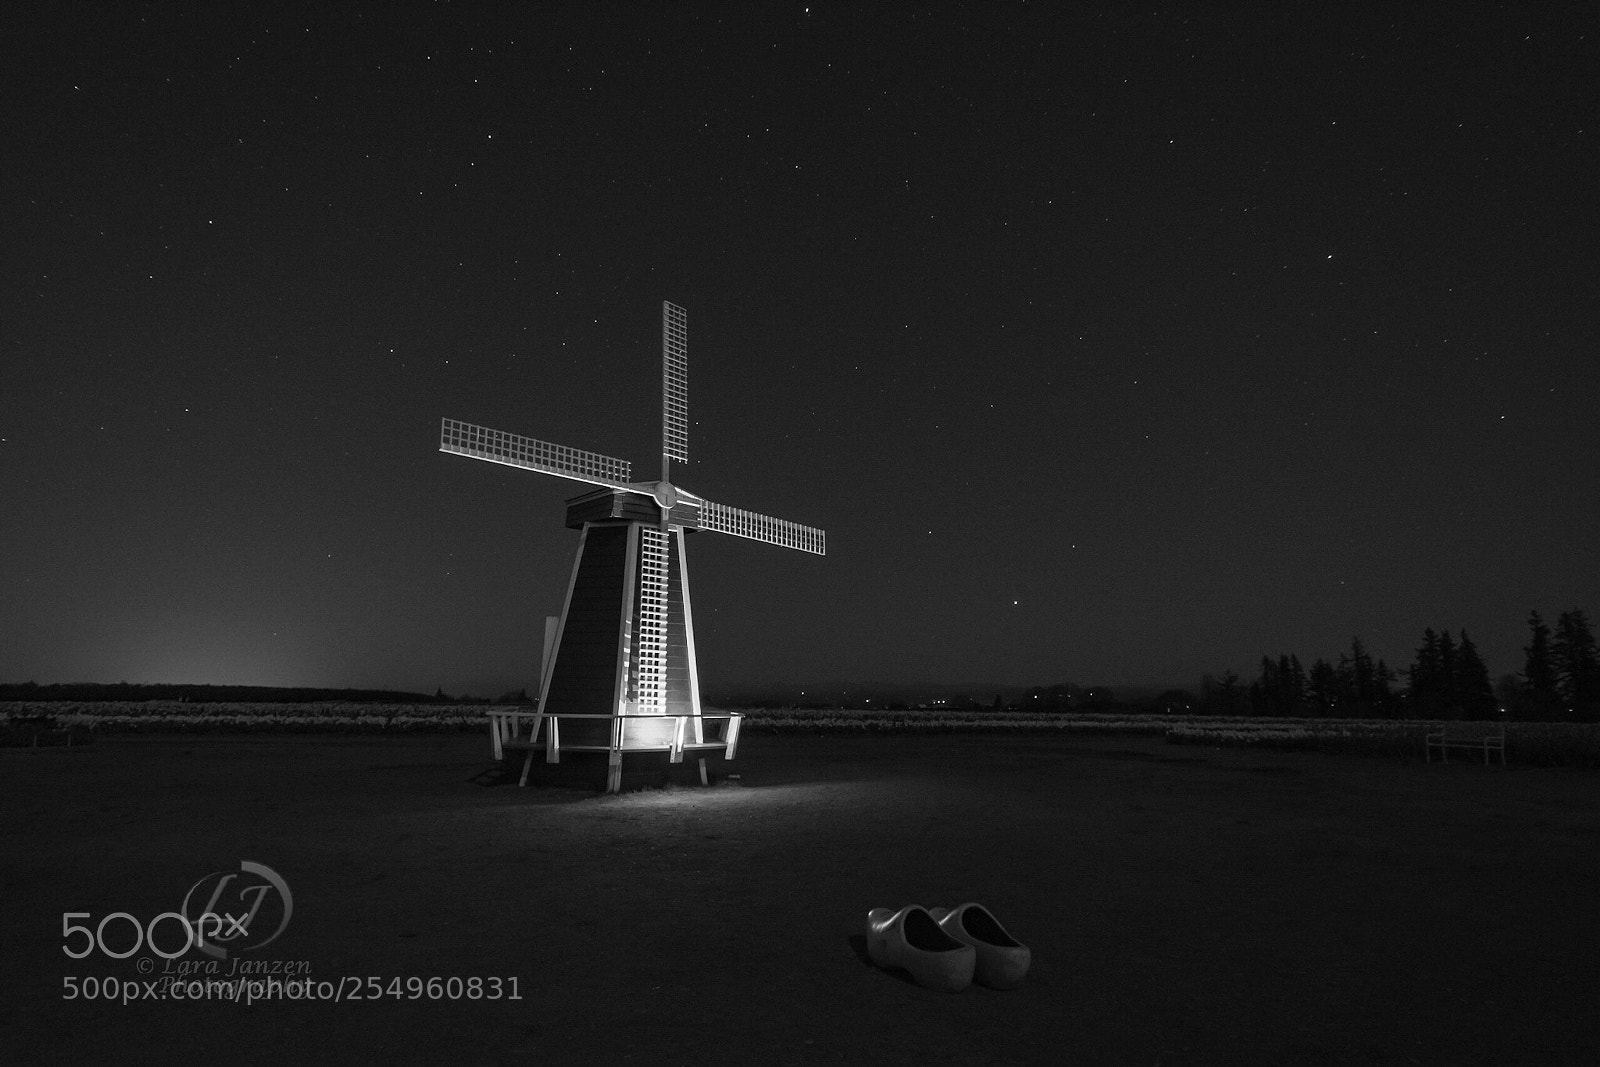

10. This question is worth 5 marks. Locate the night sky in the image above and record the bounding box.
[5,5,1596,700]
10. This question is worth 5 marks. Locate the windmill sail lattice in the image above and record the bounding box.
[661,301,689,467]
[697,499,826,555]
[440,419,632,488]
[440,301,825,791]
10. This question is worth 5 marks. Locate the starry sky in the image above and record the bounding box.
[4,4,1597,701]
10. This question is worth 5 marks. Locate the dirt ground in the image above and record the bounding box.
[3,730,1598,1065]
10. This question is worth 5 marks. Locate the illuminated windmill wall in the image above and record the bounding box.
[440,302,825,763]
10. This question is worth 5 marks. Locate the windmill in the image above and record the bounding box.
[440,301,825,791]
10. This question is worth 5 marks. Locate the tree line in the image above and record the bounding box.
[1196,609,1598,722]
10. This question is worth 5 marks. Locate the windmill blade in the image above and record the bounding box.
[661,301,689,466]
[697,499,826,556]
[440,418,632,488]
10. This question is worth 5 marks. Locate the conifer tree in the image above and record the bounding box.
[1251,656,1276,715]
[1455,631,1498,720]
[1373,659,1395,717]
[1347,637,1376,710]
[1307,658,1339,714]
[1436,630,1460,715]
[1520,611,1560,720]
[1409,629,1443,717]
[1336,652,1356,707]
[1553,610,1600,721]
[1286,654,1307,711]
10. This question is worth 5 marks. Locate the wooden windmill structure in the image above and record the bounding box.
[441,302,825,791]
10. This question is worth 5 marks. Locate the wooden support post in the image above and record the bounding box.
[541,615,559,695]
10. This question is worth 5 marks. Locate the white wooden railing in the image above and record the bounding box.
[488,710,743,790]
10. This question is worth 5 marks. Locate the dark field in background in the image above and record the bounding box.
[4,732,1597,1065]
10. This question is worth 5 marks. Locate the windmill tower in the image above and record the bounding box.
[441,302,825,791]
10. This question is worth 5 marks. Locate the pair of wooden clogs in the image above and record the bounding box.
[865,903,1030,992]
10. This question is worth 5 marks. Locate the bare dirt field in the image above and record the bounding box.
[3,730,1598,1065]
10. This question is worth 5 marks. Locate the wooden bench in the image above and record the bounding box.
[1425,722,1506,767]
[484,708,541,761]
[502,712,743,791]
